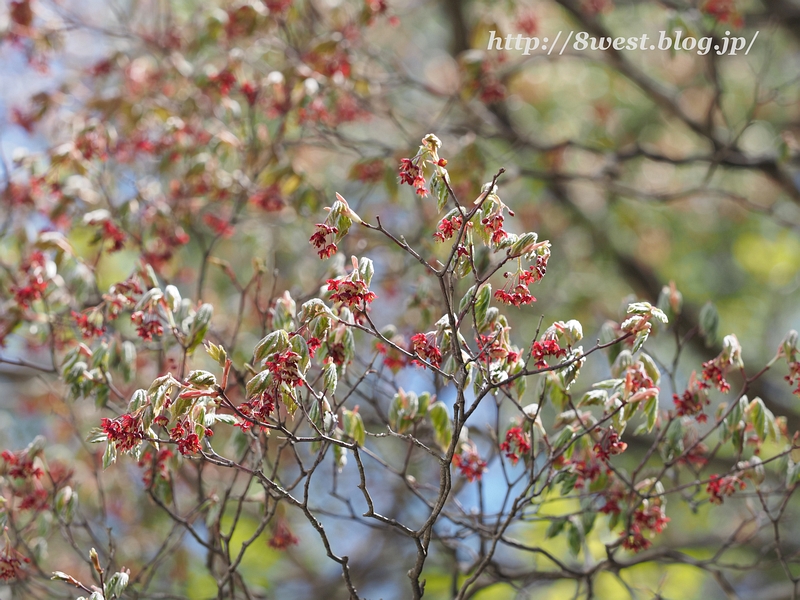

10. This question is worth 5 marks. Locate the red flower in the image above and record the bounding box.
[499,426,531,465]
[410,332,442,369]
[433,215,464,242]
[307,337,322,358]
[170,421,202,455]
[453,447,487,482]
[0,545,29,581]
[309,223,339,259]
[203,213,235,238]
[265,349,304,388]
[72,310,106,339]
[240,81,259,106]
[707,474,745,505]
[131,311,164,342]
[268,519,299,550]
[102,413,145,453]
[481,211,507,244]
[702,0,743,27]
[593,430,627,462]
[494,285,535,307]
[673,389,709,422]
[531,339,566,369]
[326,277,376,308]
[209,68,237,96]
[398,158,428,196]
[250,184,285,212]
[701,360,731,393]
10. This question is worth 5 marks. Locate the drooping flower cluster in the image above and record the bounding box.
[102,413,145,453]
[593,430,627,462]
[138,448,173,487]
[0,545,29,582]
[169,420,203,456]
[673,373,710,422]
[699,334,742,393]
[433,214,464,242]
[10,250,48,309]
[237,391,276,432]
[71,310,106,339]
[499,426,531,465]
[398,134,445,198]
[250,184,285,212]
[131,309,164,342]
[453,443,487,482]
[410,331,442,369]
[1,445,69,515]
[494,281,535,307]
[706,474,746,505]
[622,502,670,552]
[702,0,743,27]
[375,338,408,372]
[531,339,567,369]
[265,349,304,389]
[327,277,376,309]
[268,519,299,550]
[309,194,361,260]
[700,360,731,393]
[309,223,339,259]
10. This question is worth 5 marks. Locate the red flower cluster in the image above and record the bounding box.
[0,545,29,582]
[375,341,408,372]
[673,388,709,422]
[593,430,627,462]
[624,363,656,397]
[265,349,304,388]
[410,332,442,369]
[307,336,322,358]
[240,81,259,106]
[621,503,669,552]
[309,223,339,259]
[702,0,743,27]
[138,448,173,487]
[453,446,487,482]
[326,277,376,308]
[100,220,126,252]
[700,360,731,393]
[707,474,745,505]
[350,159,385,183]
[433,215,464,242]
[499,426,531,465]
[203,213,235,238]
[480,211,507,244]
[531,339,566,369]
[71,310,105,339]
[11,251,47,309]
[571,458,602,489]
[209,68,237,96]
[518,254,549,285]
[237,391,276,432]
[494,284,535,307]
[269,519,299,550]
[102,413,144,453]
[677,441,708,468]
[169,421,202,455]
[786,360,800,396]
[398,158,428,196]
[1,449,43,480]
[1,449,50,513]
[250,184,285,212]
[131,310,164,342]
